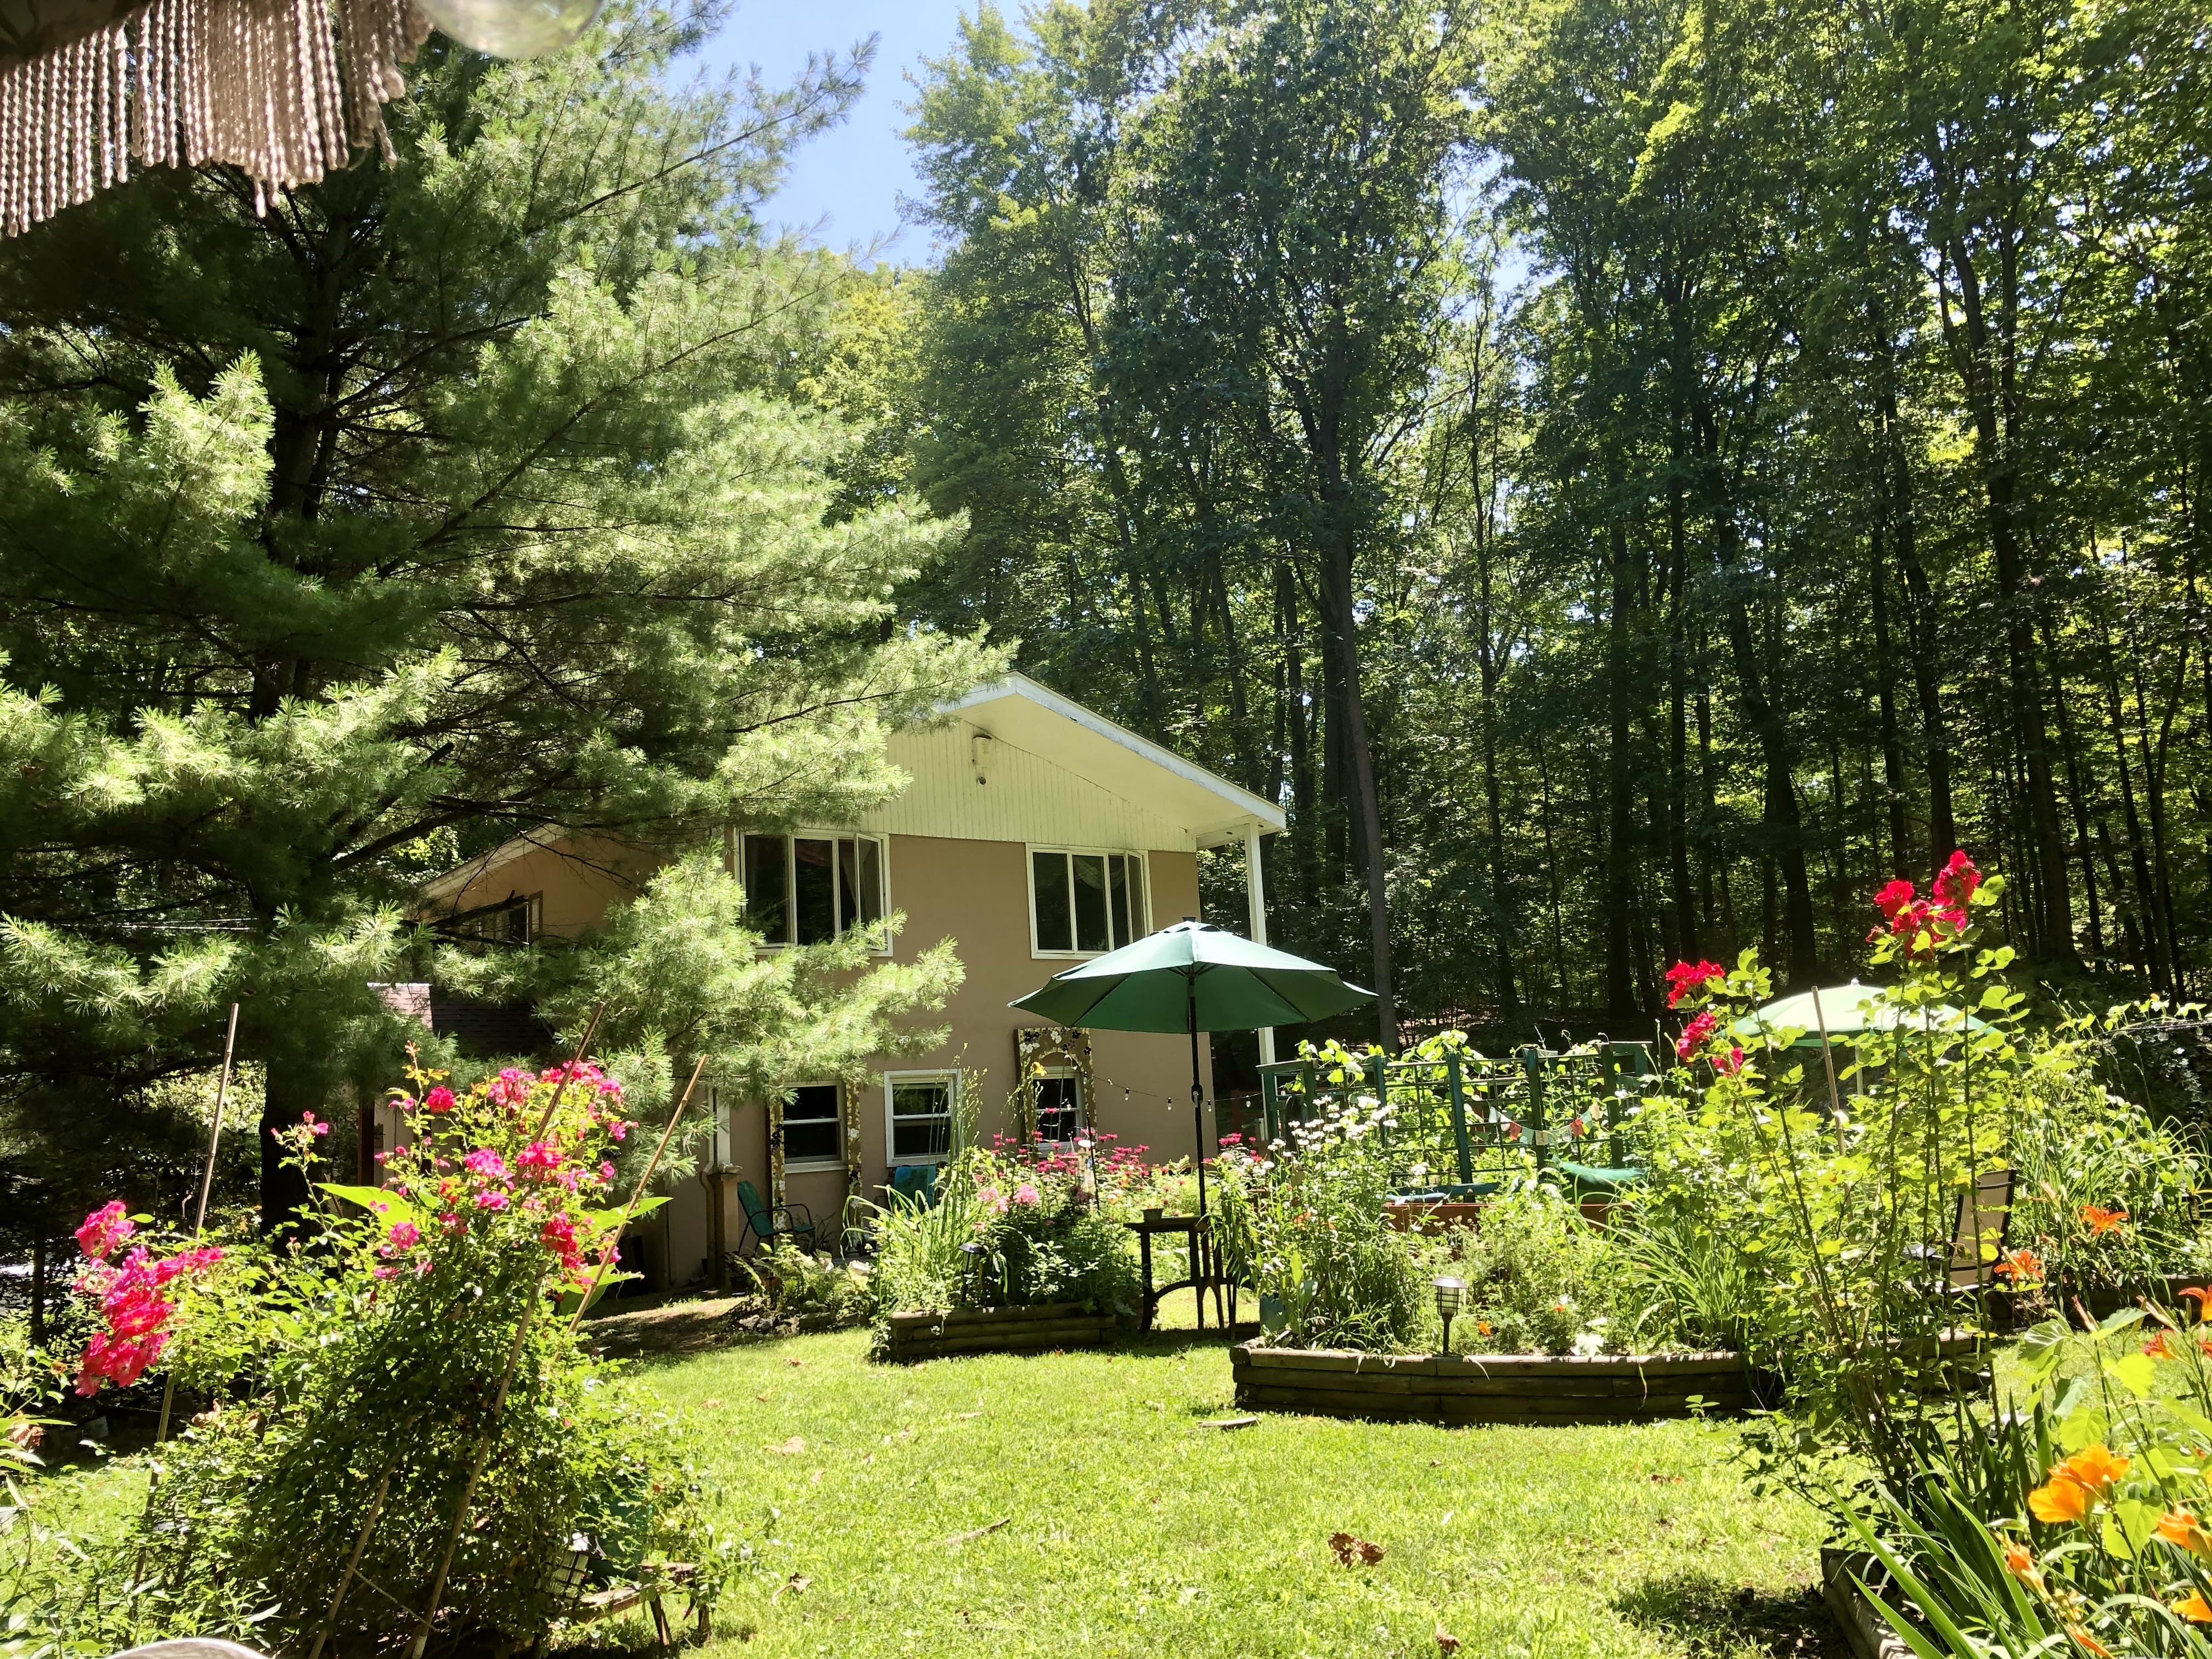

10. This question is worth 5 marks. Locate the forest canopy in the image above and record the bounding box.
[898,0,2212,1045]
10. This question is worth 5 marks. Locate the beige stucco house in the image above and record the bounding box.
[409,675,1285,1288]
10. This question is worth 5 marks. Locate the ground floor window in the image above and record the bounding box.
[783,1083,843,1169]
[1033,1068,1085,1144]
[886,1070,958,1164]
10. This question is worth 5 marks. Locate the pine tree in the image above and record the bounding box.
[0,2,995,1229]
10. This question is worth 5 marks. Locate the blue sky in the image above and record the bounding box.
[694,0,980,261]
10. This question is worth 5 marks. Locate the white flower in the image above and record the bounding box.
[1571,1331,1606,1357]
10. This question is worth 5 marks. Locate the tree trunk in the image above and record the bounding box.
[1870,527,1911,876]
[1317,525,1397,1048]
[1604,518,1639,1017]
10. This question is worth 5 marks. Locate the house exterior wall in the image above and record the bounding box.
[658,835,1210,1287]
[420,827,1215,1289]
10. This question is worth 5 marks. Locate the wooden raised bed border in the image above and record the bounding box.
[1232,1342,1760,1425]
[883,1302,1116,1362]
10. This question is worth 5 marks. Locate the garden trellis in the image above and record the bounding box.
[1254,1042,1656,1193]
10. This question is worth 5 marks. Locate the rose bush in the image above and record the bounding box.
[7,1056,731,1658]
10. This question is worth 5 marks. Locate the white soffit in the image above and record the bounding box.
[925,675,1285,848]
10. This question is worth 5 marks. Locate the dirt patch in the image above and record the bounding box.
[583,1295,751,1361]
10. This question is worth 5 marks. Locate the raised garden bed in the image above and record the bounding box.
[1231,1342,1763,1425]
[882,1302,1117,1362]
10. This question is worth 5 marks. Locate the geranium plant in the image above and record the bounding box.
[18,1054,727,1658]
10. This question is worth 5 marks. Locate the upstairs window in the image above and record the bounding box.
[1029,848,1147,956]
[742,833,886,949]
[453,894,539,945]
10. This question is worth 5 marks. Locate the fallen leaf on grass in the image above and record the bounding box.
[786,1357,805,1367]
[767,1436,806,1455]
[944,1517,1012,1546]
[1429,1459,1442,1468]
[809,1469,823,1486]
[699,1398,724,1409]
[1329,1532,1385,1566]
[770,1574,811,1604]
[860,1452,874,1465]
[1436,1627,1461,1653]
[956,1412,983,1420]
[754,1393,770,1403]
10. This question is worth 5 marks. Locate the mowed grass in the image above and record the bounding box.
[613,1303,1844,1659]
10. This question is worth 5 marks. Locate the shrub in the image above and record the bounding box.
[1211,1086,1427,1352]
[743,1238,870,1323]
[861,1138,1139,1338]
[2,1058,730,1658]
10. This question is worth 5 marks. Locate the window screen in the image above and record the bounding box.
[889,1077,954,1163]
[742,833,885,947]
[1034,1073,1084,1144]
[783,1084,841,1166]
[1030,850,1147,955]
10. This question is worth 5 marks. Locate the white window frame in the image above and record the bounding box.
[884,1068,961,1167]
[781,1081,845,1173]
[740,830,892,955]
[1031,1065,1085,1146]
[1026,844,1151,959]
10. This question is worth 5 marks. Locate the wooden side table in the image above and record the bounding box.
[1126,1215,1230,1331]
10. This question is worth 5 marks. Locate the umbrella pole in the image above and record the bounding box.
[1188,985,1206,1219]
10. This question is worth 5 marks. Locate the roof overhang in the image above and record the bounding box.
[936,674,1285,848]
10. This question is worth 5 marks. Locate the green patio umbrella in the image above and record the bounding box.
[1731,980,1991,1049]
[1010,919,1374,1214]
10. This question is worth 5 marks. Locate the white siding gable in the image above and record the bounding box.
[858,719,1202,851]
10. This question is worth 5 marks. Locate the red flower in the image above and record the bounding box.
[1663,960,1728,1009]
[1933,850,1982,909]
[422,1086,455,1114]
[74,1201,134,1262]
[1874,879,1917,921]
[1713,1047,1747,1076]
[1675,1009,1719,1062]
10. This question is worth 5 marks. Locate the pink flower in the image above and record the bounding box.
[1675,1009,1719,1062]
[1663,960,1727,1009]
[301,1111,330,1137]
[422,1086,456,1114]
[1714,1047,1747,1076]
[597,1162,616,1184]
[75,1201,134,1261]
[474,1189,510,1211]
[488,1068,530,1107]
[463,1148,510,1182]
[373,1266,398,1280]
[1012,1183,1041,1207]
[978,1184,1009,1215]
[606,1119,629,1142]
[387,1221,421,1249]
[516,1141,562,1178]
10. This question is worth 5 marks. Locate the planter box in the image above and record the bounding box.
[1231,1342,1763,1425]
[882,1302,1115,1363]
[1820,1547,1910,1659]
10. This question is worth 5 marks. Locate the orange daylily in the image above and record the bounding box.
[2002,1539,2046,1592]
[2183,1287,2212,1322]
[2064,1624,2113,1657]
[2029,1477,2093,1524]
[2148,1330,2181,1361]
[2158,1508,2212,1560]
[1994,1248,2045,1284]
[2029,1444,2131,1524]
[2081,1204,2129,1235]
[2174,1591,2212,1625]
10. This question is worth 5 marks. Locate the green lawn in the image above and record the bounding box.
[601,1301,1843,1659]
